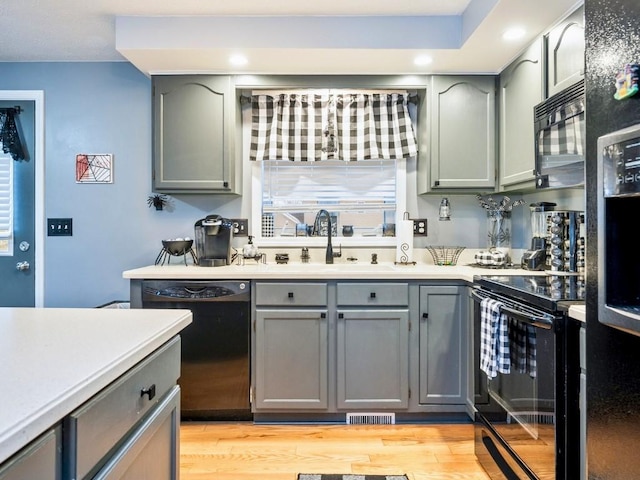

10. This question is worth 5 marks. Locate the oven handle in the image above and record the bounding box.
[471,289,554,329]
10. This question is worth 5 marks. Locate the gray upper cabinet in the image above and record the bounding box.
[498,38,543,190]
[545,6,585,97]
[418,285,466,405]
[425,75,496,191]
[152,75,239,194]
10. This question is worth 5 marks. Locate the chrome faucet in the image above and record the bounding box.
[313,209,334,264]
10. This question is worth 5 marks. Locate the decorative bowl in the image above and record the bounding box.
[162,239,193,256]
[427,246,465,266]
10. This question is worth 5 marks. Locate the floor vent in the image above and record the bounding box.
[346,413,396,425]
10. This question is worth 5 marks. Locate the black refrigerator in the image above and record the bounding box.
[585,0,640,478]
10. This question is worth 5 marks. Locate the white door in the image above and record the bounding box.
[0,91,44,307]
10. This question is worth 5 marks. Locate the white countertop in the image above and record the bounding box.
[569,304,586,323]
[123,262,541,282]
[0,307,192,465]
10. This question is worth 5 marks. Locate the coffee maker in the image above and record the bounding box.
[521,202,556,271]
[194,215,234,267]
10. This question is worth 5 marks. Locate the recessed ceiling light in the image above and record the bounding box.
[229,54,248,66]
[414,55,433,66]
[503,27,526,41]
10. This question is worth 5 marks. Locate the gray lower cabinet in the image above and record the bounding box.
[0,427,61,480]
[336,309,409,410]
[254,309,329,409]
[422,75,496,191]
[152,75,239,194]
[254,282,329,410]
[418,285,466,405]
[64,336,181,480]
[253,281,411,413]
[335,282,410,410]
[498,37,543,190]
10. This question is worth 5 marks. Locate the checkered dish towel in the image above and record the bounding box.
[480,297,510,378]
[509,318,537,378]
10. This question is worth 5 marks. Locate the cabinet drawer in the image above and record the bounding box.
[337,283,409,306]
[0,427,60,480]
[255,282,327,306]
[66,336,180,480]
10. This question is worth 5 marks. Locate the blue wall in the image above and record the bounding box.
[0,63,241,307]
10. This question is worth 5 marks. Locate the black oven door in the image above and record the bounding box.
[472,289,568,480]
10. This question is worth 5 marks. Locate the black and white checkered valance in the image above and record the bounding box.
[250,92,418,161]
[537,109,585,157]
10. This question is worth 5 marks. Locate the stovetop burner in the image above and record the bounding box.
[474,274,586,311]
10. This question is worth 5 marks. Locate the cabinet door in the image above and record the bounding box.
[152,75,237,193]
[428,75,496,190]
[0,427,61,480]
[336,309,409,410]
[254,309,329,409]
[546,6,585,97]
[499,38,543,190]
[93,386,180,480]
[419,285,466,405]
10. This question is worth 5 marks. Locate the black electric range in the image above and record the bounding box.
[473,273,586,312]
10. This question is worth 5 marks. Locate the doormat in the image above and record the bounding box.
[297,475,408,480]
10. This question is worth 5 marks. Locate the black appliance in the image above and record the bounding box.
[597,123,640,337]
[534,79,585,189]
[576,2,640,477]
[141,280,252,421]
[194,215,234,267]
[472,274,584,479]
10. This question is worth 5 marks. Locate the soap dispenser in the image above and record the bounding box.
[243,235,258,258]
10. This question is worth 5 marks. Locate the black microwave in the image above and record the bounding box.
[534,79,585,189]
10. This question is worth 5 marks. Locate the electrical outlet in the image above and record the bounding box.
[48,218,73,236]
[231,218,248,237]
[413,219,428,236]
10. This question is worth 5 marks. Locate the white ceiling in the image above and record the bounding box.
[0,0,582,75]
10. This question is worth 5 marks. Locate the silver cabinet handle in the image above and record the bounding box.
[16,261,30,271]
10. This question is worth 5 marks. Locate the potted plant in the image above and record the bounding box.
[147,194,170,211]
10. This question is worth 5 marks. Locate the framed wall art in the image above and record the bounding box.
[75,153,113,184]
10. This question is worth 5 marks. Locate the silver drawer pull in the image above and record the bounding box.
[140,384,156,401]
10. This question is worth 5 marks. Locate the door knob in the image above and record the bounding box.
[16,261,30,271]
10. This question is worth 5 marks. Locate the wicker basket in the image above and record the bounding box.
[427,246,466,266]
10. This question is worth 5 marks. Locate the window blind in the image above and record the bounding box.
[262,159,396,213]
[0,153,13,238]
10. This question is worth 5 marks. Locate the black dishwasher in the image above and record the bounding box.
[141,280,252,421]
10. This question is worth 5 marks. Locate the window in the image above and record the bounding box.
[253,159,405,245]
[0,153,13,255]
[249,88,416,246]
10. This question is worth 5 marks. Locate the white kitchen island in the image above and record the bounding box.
[0,307,192,477]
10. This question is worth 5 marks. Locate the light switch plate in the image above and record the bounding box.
[413,219,428,236]
[48,218,73,236]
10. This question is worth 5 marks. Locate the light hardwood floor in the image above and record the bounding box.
[180,422,491,480]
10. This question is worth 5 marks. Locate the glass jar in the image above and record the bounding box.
[487,211,511,256]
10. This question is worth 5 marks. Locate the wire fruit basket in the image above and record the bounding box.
[427,246,466,266]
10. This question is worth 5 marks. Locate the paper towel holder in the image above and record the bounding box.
[395,212,416,266]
